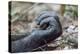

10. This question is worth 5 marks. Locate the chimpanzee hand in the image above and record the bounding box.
[31,11,62,42]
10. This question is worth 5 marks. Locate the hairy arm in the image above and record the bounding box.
[11,11,62,53]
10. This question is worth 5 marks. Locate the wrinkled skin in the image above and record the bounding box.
[11,11,62,53]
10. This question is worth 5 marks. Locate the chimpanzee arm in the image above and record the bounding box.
[11,17,62,53]
[11,11,62,53]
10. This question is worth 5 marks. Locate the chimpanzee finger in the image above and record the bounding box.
[35,11,57,25]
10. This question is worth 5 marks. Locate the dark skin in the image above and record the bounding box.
[11,11,62,53]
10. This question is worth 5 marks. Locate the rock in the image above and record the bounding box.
[66,25,77,33]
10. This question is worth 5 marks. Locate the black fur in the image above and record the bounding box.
[11,11,62,53]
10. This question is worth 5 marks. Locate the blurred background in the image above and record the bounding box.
[9,1,78,51]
